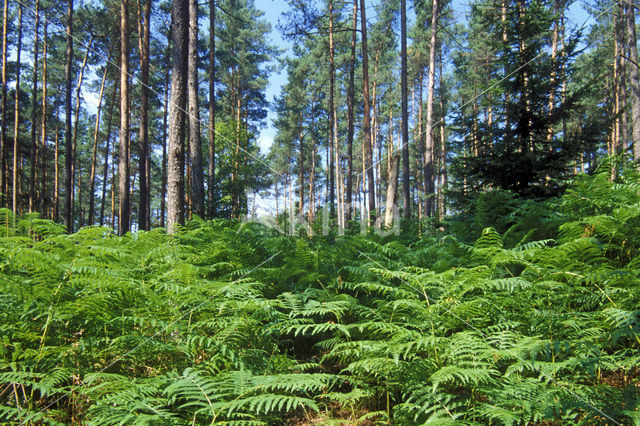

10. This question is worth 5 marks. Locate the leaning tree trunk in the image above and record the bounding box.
[118,0,130,234]
[88,60,111,226]
[188,0,205,218]
[167,0,189,234]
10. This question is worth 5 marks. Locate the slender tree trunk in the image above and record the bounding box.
[1,0,8,207]
[501,0,510,145]
[438,57,447,220]
[29,0,40,213]
[40,20,48,216]
[424,0,439,218]
[118,0,130,234]
[400,0,410,219]
[346,0,357,224]
[328,0,336,222]
[161,51,170,228]
[167,0,189,234]
[88,62,111,226]
[71,36,93,227]
[188,0,205,218]
[208,0,216,218]
[299,110,304,218]
[136,0,151,229]
[12,2,23,215]
[64,0,74,231]
[99,82,117,227]
[627,0,640,161]
[360,0,375,225]
[54,106,60,221]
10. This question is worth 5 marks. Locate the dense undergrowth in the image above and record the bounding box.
[1,164,640,425]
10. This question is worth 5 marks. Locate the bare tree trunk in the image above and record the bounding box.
[54,106,60,221]
[384,153,399,228]
[64,0,74,231]
[1,0,8,207]
[299,110,304,217]
[328,0,336,222]
[208,0,216,218]
[99,83,117,227]
[346,0,357,224]
[118,0,130,234]
[161,51,170,228]
[29,0,40,213]
[136,0,151,229]
[360,0,375,225]
[12,2,23,215]
[424,0,439,218]
[188,0,205,218]
[547,0,559,143]
[88,62,111,225]
[627,0,640,161]
[438,58,447,220]
[71,36,93,227]
[400,0,410,219]
[167,0,188,234]
[40,20,48,215]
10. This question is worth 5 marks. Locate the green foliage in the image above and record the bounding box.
[1,168,640,424]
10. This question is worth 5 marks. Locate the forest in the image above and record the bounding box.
[1,0,640,423]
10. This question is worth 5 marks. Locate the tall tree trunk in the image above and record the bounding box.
[29,0,39,213]
[424,0,439,218]
[54,106,60,221]
[188,0,205,218]
[328,0,336,222]
[64,0,73,231]
[400,0,410,219]
[360,0,375,225]
[118,0,130,234]
[627,0,640,161]
[1,0,8,207]
[40,20,48,215]
[161,50,170,228]
[299,110,304,218]
[208,0,216,218]
[12,2,23,215]
[438,57,447,221]
[71,36,93,227]
[99,84,117,226]
[88,63,112,226]
[136,0,151,229]
[345,0,357,224]
[167,0,189,234]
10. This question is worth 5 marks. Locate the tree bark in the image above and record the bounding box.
[328,0,336,222]
[88,61,111,226]
[299,109,304,218]
[99,83,117,226]
[29,0,39,213]
[1,0,8,207]
[167,0,189,234]
[64,0,74,231]
[136,0,151,229]
[360,0,376,225]
[188,0,205,218]
[118,0,131,234]
[384,154,399,228]
[424,0,439,218]
[401,0,410,219]
[627,0,640,161]
[345,0,357,224]
[40,20,48,215]
[12,2,23,215]
[161,48,170,228]
[208,0,216,218]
